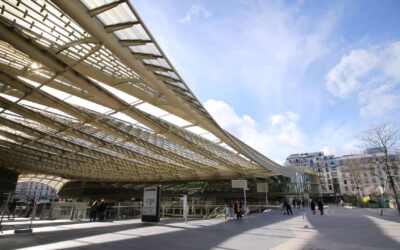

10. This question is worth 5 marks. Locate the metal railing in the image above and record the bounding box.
[2,200,282,224]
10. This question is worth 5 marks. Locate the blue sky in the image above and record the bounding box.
[134,0,400,163]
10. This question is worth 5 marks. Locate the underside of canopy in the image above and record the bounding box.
[0,0,312,182]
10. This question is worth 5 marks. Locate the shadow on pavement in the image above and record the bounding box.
[0,210,296,250]
[1,220,92,231]
[303,208,400,250]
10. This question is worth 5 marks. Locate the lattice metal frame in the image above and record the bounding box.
[0,0,312,183]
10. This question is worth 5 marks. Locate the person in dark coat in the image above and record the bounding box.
[318,200,324,215]
[234,200,242,220]
[89,200,98,222]
[310,199,316,215]
[97,199,106,221]
[283,199,293,215]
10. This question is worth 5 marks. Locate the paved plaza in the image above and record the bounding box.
[1,207,399,250]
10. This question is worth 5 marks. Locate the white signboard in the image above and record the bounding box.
[232,179,248,189]
[257,182,269,193]
[142,186,158,216]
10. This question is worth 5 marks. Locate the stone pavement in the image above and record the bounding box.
[0,207,399,250]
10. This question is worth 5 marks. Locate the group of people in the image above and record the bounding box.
[282,198,306,215]
[281,198,325,216]
[224,200,245,222]
[310,199,324,215]
[88,199,107,222]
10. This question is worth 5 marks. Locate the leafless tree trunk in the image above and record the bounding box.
[343,161,365,205]
[361,124,400,215]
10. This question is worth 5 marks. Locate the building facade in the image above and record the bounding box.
[15,181,58,201]
[338,152,400,197]
[286,150,400,199]
[286,152,340,199]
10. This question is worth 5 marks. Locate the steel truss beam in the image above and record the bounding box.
[119,39,152,47]
[0,0,304,183]
[88,0,127,17]
[0,116,198,180]
[0,70,219,172]
[105,21,140,33]
[0,22,249,175]
[53,0,229,140]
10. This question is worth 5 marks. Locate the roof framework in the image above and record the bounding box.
[17,174,68,192]
[0,0,312,182]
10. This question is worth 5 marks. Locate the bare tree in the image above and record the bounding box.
[347,160,364,198]
[361,124,400,214]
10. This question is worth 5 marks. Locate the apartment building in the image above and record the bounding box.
[338,152,400,196]
[286,149,400,199]
[286,152,340,198]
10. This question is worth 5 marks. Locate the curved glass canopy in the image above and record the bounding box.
[0,0,312,182]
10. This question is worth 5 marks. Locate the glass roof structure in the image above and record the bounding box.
[17,174,68,192]
[0,0,313,182]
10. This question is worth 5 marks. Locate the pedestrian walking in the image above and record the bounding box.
[233,201,242,220]
[224,203,230,223]
[318,200,324,215]
[97,199,106,221]
[89,200,98,222]
[283,199,293,215]
[280,200,286,215]
[310,199,316,215]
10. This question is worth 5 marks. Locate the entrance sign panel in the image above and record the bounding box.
[257,182,269,193]
[142,186,160,222]
[232,179,248,189]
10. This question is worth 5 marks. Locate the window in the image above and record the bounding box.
[329,185,333,190]
[344,180,347,185]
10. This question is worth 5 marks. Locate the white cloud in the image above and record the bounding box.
[326,50,378,97]
[204,99,304,163]
[205,99,363,163]
[359,84,400,117]
[382,42,400,81]
[326,41,400,116]
[179,4,211,23]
